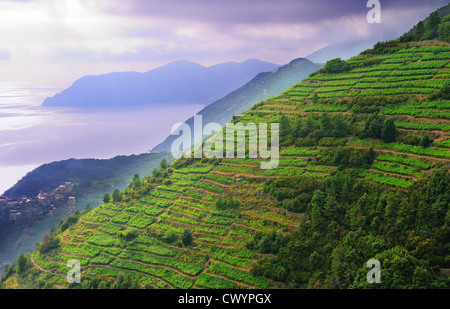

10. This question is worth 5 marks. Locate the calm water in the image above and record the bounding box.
[0,82,204,195]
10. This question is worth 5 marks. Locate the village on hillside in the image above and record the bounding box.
[0,183,77,224]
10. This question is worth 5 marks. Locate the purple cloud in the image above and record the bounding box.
[0,0,447,86]
[108,0,448,24]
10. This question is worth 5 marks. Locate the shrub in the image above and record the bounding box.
[181,229,193,246]
[117,229,139,241]
[215,197,240,210]
[323,58,350,74]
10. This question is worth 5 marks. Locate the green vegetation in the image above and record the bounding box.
[376,154,432,170]
[359,171,414,188]
[322,58,350,74]
[254,168,450,288]
[88,233,125,247]
[195,273,235,289]
[209,262,269,288]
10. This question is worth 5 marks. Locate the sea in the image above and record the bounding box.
[0,81,204,195]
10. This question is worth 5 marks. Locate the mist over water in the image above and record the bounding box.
[0,82,204,195]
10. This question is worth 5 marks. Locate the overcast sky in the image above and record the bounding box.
[0,0,448,87]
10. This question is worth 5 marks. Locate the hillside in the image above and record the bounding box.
[42,59,279,108]
[2,10,450,290]
[152,58,321,153]
[0,152,171,277]
[305,40,377,64]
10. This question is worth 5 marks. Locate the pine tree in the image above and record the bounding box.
[331,114,347,138]
[320,113,332,137]
[84,204,92,213]
[279,114,291,138]
[103,193,111,203]
[381,118,397,143]
[415,21,425,40]
[438,17,450,42]
[292,117,303,138]
[423,11,441,40]
[16,253,28,275]
[131,173,141,189]
[181,229,193,246]
[112,189,122,203]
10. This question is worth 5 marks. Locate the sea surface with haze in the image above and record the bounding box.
[0,82,203,195]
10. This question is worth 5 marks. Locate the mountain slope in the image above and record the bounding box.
[42,59,279,108]
[152,58,322,153]
[0,152,171,277]
[2,9,450,290]
[305,40,378,64]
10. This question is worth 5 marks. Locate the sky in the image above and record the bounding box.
[0,0,448,88]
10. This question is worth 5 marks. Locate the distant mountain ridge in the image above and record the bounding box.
[305,40,378,64]
[42,59,280,108]
[2,153,171,199]
[152,57,322,153]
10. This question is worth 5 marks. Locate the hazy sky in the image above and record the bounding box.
[0,0,447,88]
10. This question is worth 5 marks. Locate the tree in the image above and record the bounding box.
[310,190,326,230]
[432,83,450,100]
[423,11,441,40]
[113,272,139,289]
[291,117,304,138]
[112,189,122,203]
[331,114,348,138]
[130,173,141,189]
[323,58,350,74]
[181,229,193,246]
[117,229,139,241]
[438,18,450,42]
[40,228,60,253]
[84,204,92,213]
[320,113,332,137]
[306,113,318,131]
[16,253,29,275]
[381,118,397,143]
[425,167,450,205]
[418,133,433,148]
[411,267,435,289]
[414,21,425,40]
[103,193,111,204]
[323,195,338,219]
[279,114,291,138]
[58,211,81,232]
[215,196,239,209]
[160,159,168,170]
[350,247,430,289]
[162,230,178,244]
[258,236,273,254]
[312,93,319,104]
[364,114,384,139]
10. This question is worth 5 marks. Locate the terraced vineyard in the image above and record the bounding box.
[25,145,334,288]
[3,18,450,289]
[241,42,450,189]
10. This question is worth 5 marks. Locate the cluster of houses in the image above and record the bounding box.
[0,182,76,223]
